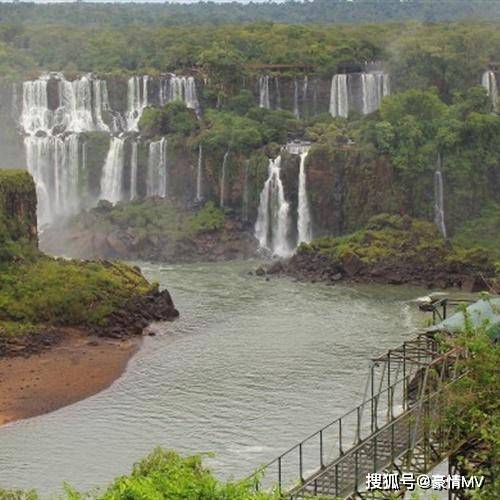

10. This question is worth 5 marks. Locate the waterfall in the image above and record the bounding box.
[259,76,271,109]
[220,151,229,208]
[242,159,249,222]
[297,150,313,244]
[20,73,115,224]
[361,71,388,115]
[147,138,168,198]
[100,137,125,204]
[482,70,498,111]
[130,141,138,200]
[24,134,80,225]
[434,154,447,239]
[254,156,292,257]
[329,74,349,118]
[302,76,309,116]
[293,78,300,118]
[196,144,203,201]
[160,74,200,111]
[127,76,148,131]
[274,77,281,110]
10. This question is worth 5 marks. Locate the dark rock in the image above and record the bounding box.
[255,266,266,277]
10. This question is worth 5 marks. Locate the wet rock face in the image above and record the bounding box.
[91,288,180,339]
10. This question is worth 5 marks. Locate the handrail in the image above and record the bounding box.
[250,344,466,494]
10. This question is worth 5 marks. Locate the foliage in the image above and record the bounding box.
[187,201,225,235]
[0,169,39,262]
[0,449,278,499]
[300,214,496,272]
[139,101,199,138]
[439,314,500,498]
[453,205,500,263]
[0,257,154,335]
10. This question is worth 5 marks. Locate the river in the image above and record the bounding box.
[0,260,425,496]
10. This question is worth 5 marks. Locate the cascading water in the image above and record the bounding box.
[293,78,300,118]
[254,156,292,257]
[297,149,313,244]
[329,74,349,118]
[220,151,229,208]
[196,144,203,201]
[242,160,249,222]
[127,76,149,131]
[361,71,389,115]
[274,77,281,110]
[329,71,389,118]
[160,74,199,112]
[100,137,125,204]
[24,134,80,225]
[147,138,168,198]
[259,76,271,109]
[482,70,498,111]
[21,73,112,224]
[434,154,447,239]
[130,141,138,200]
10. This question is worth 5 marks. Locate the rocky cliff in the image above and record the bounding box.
[0,169,38,259]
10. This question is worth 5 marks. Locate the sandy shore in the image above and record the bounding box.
[0,329,141,427]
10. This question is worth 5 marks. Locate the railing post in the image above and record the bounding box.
[373,394,378,431]
[356,406,361,443]
[354,450,359,493]
[299,442,304,483]
[320,429,324,468]
[402,343,407,410]
[373,433,378,472]
[391,421,395,467]
[339,418,343,455]
[387,350,391,422]
[335,464,339,497]
[370,364,375,432]
[278,456,282,495]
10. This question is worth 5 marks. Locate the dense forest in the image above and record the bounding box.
[0,0,499,28]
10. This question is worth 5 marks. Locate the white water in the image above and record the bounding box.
[293,78,300,118]
[482,70,498,111]
[130,141,138,200]
[259,76,271,109]
[147,138,168,198]
[160,74,199,112]
[361,72,384,115]
[20,73,114,223]
[24,134,80,225]
[274,77,281,109]
[100,138,125,204]
[220,151,229,208]
[434,155,447,239]
[330,71,389,118]
[242,160,249,222]
[126,76,149,131]
[196,144,203,201]
[297,150,313,244]
[254,156,292,257]
[329,74,349,118]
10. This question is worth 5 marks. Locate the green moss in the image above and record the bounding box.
[453,204,500,262]
[187,201,225,235]
[0,257,154,336]
[300,214,496,272]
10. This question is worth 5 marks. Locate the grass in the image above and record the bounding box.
[0,257,156,337]
[299,213,496,272]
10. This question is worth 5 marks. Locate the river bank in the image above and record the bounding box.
[0,329,140,427]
